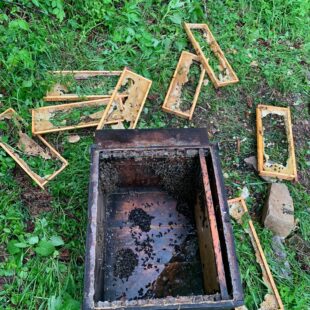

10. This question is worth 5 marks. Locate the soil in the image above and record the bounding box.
[15,168,52,217]
[128,208,154,232]
[0,244,8,263]
[287,234,310,273]
[0,245,12,291]
[113,248,138,279]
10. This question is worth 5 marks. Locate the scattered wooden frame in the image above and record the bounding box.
[32,98,123,135]
[183,23,239,88]
[97,68,152,129]
[0,108,68,189]
[256,104,297,181]
[44,70,122,102]
[162,51,206,120]
[228,197,284,310]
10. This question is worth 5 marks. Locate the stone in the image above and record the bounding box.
[243,156,276,183]
[262,183,294,238]
[241,186,250,199]
[244,155,257,168]
[271,236,291,279]
[67,134,80,143]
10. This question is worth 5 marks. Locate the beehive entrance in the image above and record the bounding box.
[95,151,220,303]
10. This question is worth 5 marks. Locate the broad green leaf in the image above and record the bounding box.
[7,240,21,255]
[27,236,39,245]
[35,240,55,257]
[50,235,64,247]
[169,14,182,24]
[9,19,29,31]
[14,242,28,248]
[22,80,33,88]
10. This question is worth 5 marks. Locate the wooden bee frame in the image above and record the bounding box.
[256,104,297,181]
[0,108,68,189]
[32,98,123,135]
[44,70,122,102]
[97,68,152,130]
[162,51,206,120]
[228,197,284,310]
[183,23,238,88]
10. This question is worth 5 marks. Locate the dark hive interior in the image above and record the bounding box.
[94,149,220,302]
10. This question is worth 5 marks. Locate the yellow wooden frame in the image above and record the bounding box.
[228,197,284,310]
[44,70,122,102]
[183,23,239,88]
[32,98,123,135]
[97,68,152,130]
[0,108,68,189]
[162,51,206,120]
[256,104,297,181]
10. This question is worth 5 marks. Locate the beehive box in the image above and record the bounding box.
[84,128,243,309]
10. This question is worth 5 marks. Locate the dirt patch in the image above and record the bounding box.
[113,248,138,280]
[15,168,52,217]
[0,244,8,263]
[128,208,154,232]
[0,245,11,291]
[0,276,13,291]
[287,234,310,273]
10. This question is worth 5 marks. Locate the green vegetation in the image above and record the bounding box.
[192,29,223,77]
[179,61,201,112]
[0,117,62,177]
[0,0,309,309]
[49,74,120,97]
[232,218,268,309]
[50,105,103,127]
[262,114,289,166]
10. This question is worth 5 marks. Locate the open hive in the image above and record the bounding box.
[84,128,243,309]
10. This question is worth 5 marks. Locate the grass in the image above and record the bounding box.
[262,113,289,166]
[231,218,269,309]
[50,105,103,127]
[0,0,309,309]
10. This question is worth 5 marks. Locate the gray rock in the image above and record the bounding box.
[262,183,294,238]
[271,236,291,278]
[244,156,276,183]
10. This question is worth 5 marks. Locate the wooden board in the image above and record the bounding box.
[50,70,122,79]
[0,108,68,189]
[44,70,122,102]
[183,23,238,88]
[32,98,123,135]
[194,194,219,293]
[97,68,152,130]
[199,151,228,299]
[162,51,206,120]
[228,198,284,310]
[256,104,297,181]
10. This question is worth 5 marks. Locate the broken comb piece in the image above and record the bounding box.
[256,104,297,181]
[96,68,152,130]
[162,51,206,120]
[0,108,68,189]
[184,23,239,88]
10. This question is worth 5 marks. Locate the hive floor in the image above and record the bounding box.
[103,187,204,301]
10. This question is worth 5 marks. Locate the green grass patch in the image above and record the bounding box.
[262,114,289,166]
[0,0,309,309]
[50,105,103,127]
